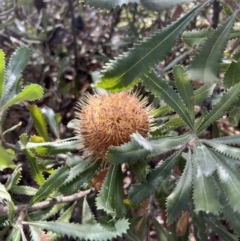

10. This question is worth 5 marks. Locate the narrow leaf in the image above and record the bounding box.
[11,185,37,196]
[131,161,149,182]
[5,166,22,190]
[0,49,5,99]
[196,82,240,134]
[83,0,139,9]
[187,13,237,83]
[31,166,69,204]
[142,72,194,130]
[223,57,240,89]
[193,144,217,176]
[82,197,97,224]
[25,219,129,241]
[1,47,31,106]
[173,65,194,119]
[209,134,240,145]
[193,163,220,214]
[153,219,173,241]
[0,84,43,111]
[129,149,183,203]
[24,149,45,186]
[167,150,192,224]
[183,29,212,47]
[0,145,16,171]
[194,84,216,104]
[97,1,210,91]
[28,105,48,141]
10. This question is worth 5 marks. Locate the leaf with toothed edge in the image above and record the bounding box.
[142,72,194,130]
[131,160,149,182]
[0,84,43,111]
[97,1,210,92]
[29,225,42,241]
[11,185,37,196]
[193,144,217,176]
[31,166,69,204]
[173,65,194,120]
[196,82,240,134]
[132,132,194,156]
[203,140,240,161]
[129,148,183,204]
[0,47,31,106]
[5,166,22,191]
[0,49,5,99]
[187,13,237,83]
[194,84,216,104]
[83,0,139,9]
[25,219,129,241]
[96,164,125,216]
[209,134,240,145]
[210,150,240,213]
[167,150,192,224]
[193,158,221,215]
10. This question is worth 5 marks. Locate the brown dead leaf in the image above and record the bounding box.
[176,211,189,237]
[91,168,108,191]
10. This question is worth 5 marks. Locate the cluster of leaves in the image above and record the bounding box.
[1,0,240,240]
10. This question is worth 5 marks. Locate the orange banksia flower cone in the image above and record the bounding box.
[74,91,155,163]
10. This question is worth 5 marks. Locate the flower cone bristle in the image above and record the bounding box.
[74,91,155,163]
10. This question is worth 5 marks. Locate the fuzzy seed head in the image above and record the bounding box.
[74,91,154,162]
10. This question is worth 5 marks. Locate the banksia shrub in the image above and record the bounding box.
[74,91,155,162]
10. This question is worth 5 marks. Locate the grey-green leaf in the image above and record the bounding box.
[167,151,192,224]
[1,47,31,106]
[83,0,139,9]
[194,84,216,104]
[193,144,217,176]
[187,13,237,83]
[196,82,240,134]
[25,219,129,241]
[97,1,210,91]
[31,166,69,204]
[142,72,194,130]
[129,149,183,203]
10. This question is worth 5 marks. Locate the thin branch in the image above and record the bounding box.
[0,189,93,217]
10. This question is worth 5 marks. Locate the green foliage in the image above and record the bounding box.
[1,1,240,240]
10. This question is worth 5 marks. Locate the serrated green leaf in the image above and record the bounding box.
[82,197,96,225]
[229,106,240,127]
[0,49,5,99]
[142,72,194,130]
[167,150,192,224]
[83,0,139,9]
[193,144,217,176]
[204,140,240,161]
[187,13,237,83]
[141,0,194,11]
[194,84,216,104]
[152,105,173,117]
[107,139,150,164]
[152,219,173,241]
[129,149,183,203]
[220,193,240,236]
[173,65,194,119]
[6,227,21,241]
[5,166,22,190]
[28,105,48,142]
[96,164,125,216]
[0,47,31,106]
[132,132,193,156]
[41,106,59,139]
[211,151,240,213]
[196,83,240,134]
[0,182,15,224]
[205,217,238,241]
[193,161,220,214]
[24,148,45,186]
[25,219,129,241]
[0,84,43,111]
[159,117,185,130]
[223,58,240,89]
[0,145,16,171]
[131,160,149,182]
[29,225,41,241]
[31,166,69,204]
[11,185,37,196]
[97,1,210,91]
[209,134,240,145]
[25,138,82,155]
[60,161,100,195]
[183,29,212,47]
